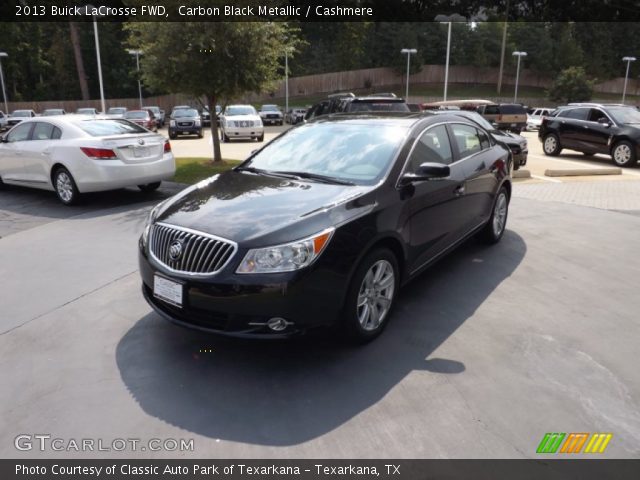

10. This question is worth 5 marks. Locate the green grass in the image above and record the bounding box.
[174,157,241,184]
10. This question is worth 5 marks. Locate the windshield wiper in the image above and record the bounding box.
[235,166,265,174]
[271,171,355,185]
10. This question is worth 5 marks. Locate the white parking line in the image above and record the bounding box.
[530,174,562,183]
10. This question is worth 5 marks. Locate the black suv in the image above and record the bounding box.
[305,93,409,121]
[539,103,640,167]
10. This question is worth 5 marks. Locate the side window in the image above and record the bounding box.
[450,123,483,158]
[32,122,56,140]
[52,127,62,139]
[587,109,609,123]
[563,108,589,120]
[484,105,499,115]
[477,128,491,149]
[6,122,33,142]
[407,125,453,171]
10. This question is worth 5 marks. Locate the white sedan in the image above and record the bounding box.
[0,116,175,205]
[220,105,264,142]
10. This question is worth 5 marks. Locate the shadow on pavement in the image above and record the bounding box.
[116,230,526,446]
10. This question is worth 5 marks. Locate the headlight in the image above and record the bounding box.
[257,119,263,127]
[236,228,334,274]
[169,119,176,127]
[195,118,201,126]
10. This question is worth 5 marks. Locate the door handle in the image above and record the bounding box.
[454,185,465,196]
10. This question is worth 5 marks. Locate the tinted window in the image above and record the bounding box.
[347,102,410,113]
[75,119,147,136]
[558,108,589,120]
[7,123,33,142]
[477,128,491,149]
[32,122,56,140]
[451,124,483,158]
[408,125,453,170]
[173,109,199,118]
[226,106,256,116]
[499,105,526,114]
[483,105,500,115]
[245,123,408,184]
[261,105,279,111]
[52,127,62,139]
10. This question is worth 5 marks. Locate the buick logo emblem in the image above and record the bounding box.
[138,138,145,145]
[169,240,183,261]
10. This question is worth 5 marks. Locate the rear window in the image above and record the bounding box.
[12,111,32,117]
[75,119,147,136]
[558,108,589,120]
[125,111,148,119]
[347,102,410,113]
[499,105,526,114]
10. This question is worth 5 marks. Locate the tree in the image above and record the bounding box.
[547,66,593,103]
[125,22,299,162]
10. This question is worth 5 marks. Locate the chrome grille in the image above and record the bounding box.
[149,223,236,275]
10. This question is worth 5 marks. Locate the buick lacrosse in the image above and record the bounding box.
[0,117,175,204]
[139,113,512,342]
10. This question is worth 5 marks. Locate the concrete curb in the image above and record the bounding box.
[513,170,531,179]
[544,168,622,177]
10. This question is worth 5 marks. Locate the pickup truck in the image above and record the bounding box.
[477,104,527,134]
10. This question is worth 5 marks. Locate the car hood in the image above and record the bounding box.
[156,170,373,245]
[491,130,526,145]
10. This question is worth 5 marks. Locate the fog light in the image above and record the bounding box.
[267,317,292,332]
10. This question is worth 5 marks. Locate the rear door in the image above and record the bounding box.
[579,108,615,154]
[20,122,63,184]
[555,107,590,149]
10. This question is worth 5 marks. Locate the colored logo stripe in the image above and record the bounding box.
[537,433,566,453]
[584,433,613,453]
[560,433,589,453]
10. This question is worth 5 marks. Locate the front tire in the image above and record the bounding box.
[479,186,509,244]
[543,133,562,156]
[53,167,81,205]
[197,130,203,138]
[138,182,161,192]
[341,248,399,343]
[257,133,264,142]
[611,141,637,167]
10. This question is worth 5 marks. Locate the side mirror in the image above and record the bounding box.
[597,117,611,127]
[0,134,8,143]
[400,162,450,185]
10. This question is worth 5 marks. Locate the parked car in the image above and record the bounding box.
[0,117,175,204]
[171,105,191,116]
[168,108,203,139]
[219,104,264,142]
[258,104,284,125]
[75,108,100,116]
[124,109,158,132]
[476,104,527,133]
[0,111,7,131]
[145,106,165,127]
[201,105,222,126]
[42,109,67,116]
[526,107,553,131]
[539,103,640,167]
[7,109,37,127]
[305,93,409,121]
[430,109,527,170]
[138,113,512,342]
[107,107,127,119]
[284,108,308,124]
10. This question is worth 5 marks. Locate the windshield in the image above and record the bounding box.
[455,112,495,131]
[173,109,199,118]
[226,106,256,116]
[43,110,63,115]
[261,105,279,111]
[108,108,126,114]
[75,119,147,136]
[12,111,31,117]
[125,111,148,119]
[147,107,160,113]
[243,123,408,185]
[607,107,640,124]
[77,109,95,114]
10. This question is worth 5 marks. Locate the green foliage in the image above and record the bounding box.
[547,66,594,103]
[173,158,241,184]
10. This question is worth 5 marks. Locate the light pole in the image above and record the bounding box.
[512,51,527,103]
[86,5,106,113]
[0,52,8,113]
[622,56,636,104]
[285,48,289,115]
[400,49,417,100]
[435,14,466,102]
[128,49,143,108]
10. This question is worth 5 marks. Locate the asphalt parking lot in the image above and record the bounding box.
[1,132,640,459]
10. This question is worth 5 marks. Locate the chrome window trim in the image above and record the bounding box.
[148,222,238,278]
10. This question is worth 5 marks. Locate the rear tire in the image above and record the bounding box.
[479,186,509,244]
[197,130,203,138]
[341,248,399,343]
[138,182,161,192]
[611,140,637,167]
[543,133,562,156]
[257,133,264,142]
[169,132,177,140]
[53,167,81,206]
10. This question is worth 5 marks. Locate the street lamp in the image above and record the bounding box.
[0,52,8,113]
[435,14,466,102]
[622,56,636,104]
[512,51,527,103]
[400,49,417,100]
[128,49,143,108]
[284,48,291,116]
[86,5,106,113]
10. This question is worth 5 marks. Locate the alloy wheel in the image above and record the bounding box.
[492,192,508,237]
[356,259,395,331]
[56,172,74,203]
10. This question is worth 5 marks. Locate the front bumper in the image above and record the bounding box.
[169,125,202,135]
[261,117,282,125]
[224,126,264,139]
[512,148,528,167]
[138,242,346,337]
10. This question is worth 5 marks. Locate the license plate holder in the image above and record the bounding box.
[153,275,183,307]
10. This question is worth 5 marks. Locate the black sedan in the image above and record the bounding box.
[139,113,512,342]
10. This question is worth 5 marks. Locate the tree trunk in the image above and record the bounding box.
[208,94,222,162]
[69,21,90,101]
